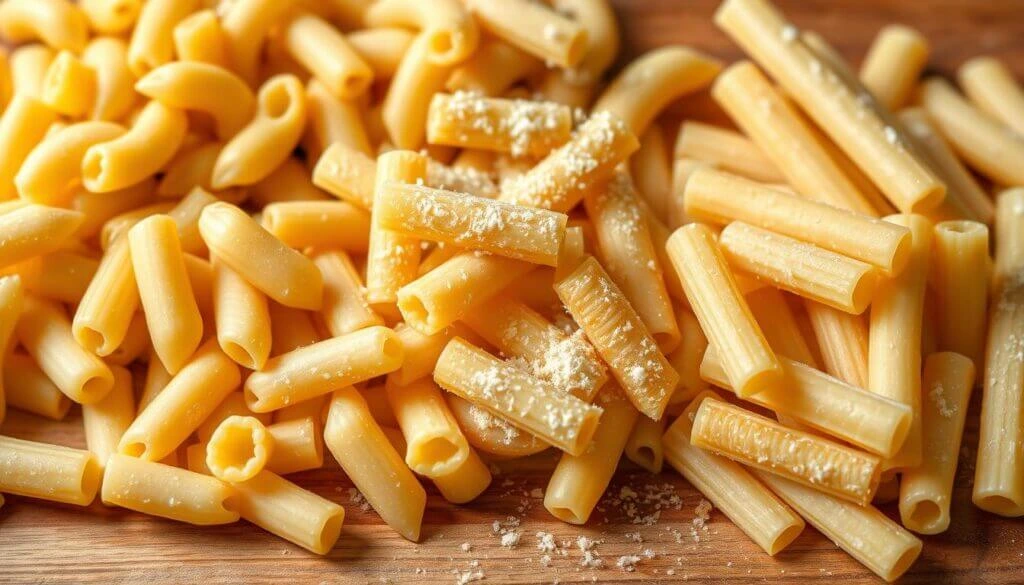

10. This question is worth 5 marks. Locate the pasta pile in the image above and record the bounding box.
[0,0,1021,580]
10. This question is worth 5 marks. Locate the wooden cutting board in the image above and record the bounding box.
[2,1,1024,583]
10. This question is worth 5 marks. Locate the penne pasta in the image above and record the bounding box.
[206,415,273,483]
[213,259,271,370]
[0,435,100,505]
[631,124,673,218]
[137,347,171,415]
[430,446,492,504]
[390,323,455,386]
[82,365,135,470]
[858,25,930,110]
[71,235,136,357]
[674,121,784,185]
[958,56,1024,137]
[667,307,710,405]
[624,415,666,473]
[311,142,376,210]
[745,287,819,368]
[446,39,542,96]
[102,454,238,525]
[466,0,586,68]
[262,201,370,252]
[426,92,572,157]
[386,377,469,477]
[932,220,990,367]
[313,249,382,337]
[366,150,426,310]
[265,417,323,475]
[304,78,372,160]
[283,13,373,100]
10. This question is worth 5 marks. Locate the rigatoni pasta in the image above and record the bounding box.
[0,435,100,505]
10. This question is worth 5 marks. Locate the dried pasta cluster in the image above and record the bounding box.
[0,0,1019,581]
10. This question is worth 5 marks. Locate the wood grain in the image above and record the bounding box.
[3,1,1024,583]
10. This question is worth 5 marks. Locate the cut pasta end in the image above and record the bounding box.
[206,416,272,483]
[74,324,110,356]
[545,502,587,525]
[850,268,882,314]
[119,440,150,460]
[396,292,437,335]
[407,436,468,477]
[885,541,924,582]
[221,339,263,371]
[80,149,109,193]
[972,493,1024,517]
[902,497,947,535]
[312,508,346,554]
[734,365,784,398]
[766,522,805,556]
[628,445,663,474]
[80,455,103,505]
[79,371,115,405]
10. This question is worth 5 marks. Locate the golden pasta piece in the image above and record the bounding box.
[959,56,1024,137]
[126,0,198,76]
[268,302,319,357]
[624,415,666,473]
[859,25,930,111]
[9,44,54,98]
[0,204,83,270]
[22,250,96,305]
[386,377,470,477]
[313,249,382,337]
[382,34,455,150]
[137,347,171,415]
[82,364,135,470]
[0,0,88,52]
[283,13,373,99]
[347,28,416,80]
[932,221,990,367]
[674,121,784,185]
[81,0,141,35]
[466,0,586,68]
[445,393,549,458]
[311,142,377,210]
[365,0,478,66]
[265,417,323,475]
[667,307,709,406]
[390,323,457,387]
[745,287,819,368]
[446,39,543,96]
[367,150,427,309]
[304,77,372,161]
[430,446,492,504]
[40,50,96,118]
[196,392,272,443]
[72,236,139,356]
[173,9,229,67]
[206,415,274,483]
[262,201,370,252]
[4,352,72,421]
[0,435,101,505]
[17,121,125,207]
[427,92,572,157]
[0,94,59,199]
[135,62,256,140]
[220,0,292,84]
[213,259,272,370]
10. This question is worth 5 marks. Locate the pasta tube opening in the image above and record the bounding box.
[207,415,273,483]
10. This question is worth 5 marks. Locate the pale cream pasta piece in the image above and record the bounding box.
[365,0,478,66]
[173,10,229,67]
[0,94,59,199]
[126,0,199,76]
[166,187,217,255]
[262,201,370,252]
[667,306,709,406]
[311,142,377,210]
[690,396,882,505]
[16,121,125,206]
[386,377,469,477]
[745,287,819,368]
[433,337,602,456]
[701,349,912,457]
[375,182,568,266]
[4,352,72,420]
[82,100,188,193]
[958,56,1024,138]
[81,0,141,35]
[718,221,881,314]
[9,44,54,98]
[0,275,21,423]
[81,37,138,122]
[366,150,426,309]
[993,187,1024,290]
[249,156,332,207]
[40,50,96,118]
[425,159,498,199]
[324,386,426,542]
[502,110,639,212]
[426,92,573,157]
[73,237,139,356]
[199,202,324,310]
[429,446,492,504]
[82,364,135,470]
[0,0,88,52]
[382,33,455,150]
[212,74,307,189]
[685,168,911,274]
[594,46,721,135]
[462,295,607,401]
[716,0,945,213]
[899,352,974,534]
[304,78,372,161]
[17,295,113,404]
[919,76,1024,187]
[0,435,101,505]
[245,326,403,412]
[137,347,171,415]
[213,259,271,370]
[347,28,416,80]
[21,250,97,305]
[105,311,149,366]
[630,124,673,219]
[157,141,224,198]
[711,61,881,216]
[466,0,586,68]
[101,453,239,525]
[135,62,256,140]
[264,417,323,475]
[868,214,931,470]
[665,223,781,398]
[129,215,204,374]
[932,220,990,367]
[662,390,805,555]
[283,12,373,99]
[445,39,543,96]
[674,121,785,185]
[555,257,678,419]
[313,249,382,337]
[268,302,319,357]
[119,339,241,461]
[196,392,273,442]
[545,387,639,524]
[858,25,930,110]
[390,322,456,386]
[550,0,619,85]
[804,300,869,388]
[756,470,922,581]
[584,171,679,352]
[0,204,83,270]
[206,415,273,483]
[624,414,666,473]
[445,393,549,458]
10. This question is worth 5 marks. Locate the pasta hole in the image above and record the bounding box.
[976,494,1024,516]
[343,75,369,96]
[81,151,106,185]
[80,455,102,502]
[223,340,258,370]
[414,437,460,467]
[564,33,588,69]
[937,220,986,235]
[768,523,805,556]
[121,441,147,459]
[547,506,585,525]
[261,85,294,119]
[76,327,107,355]
[890,542,923,581]
[380,335,403,363]
[632,446,657,470]
[397,295,429,332]
[316,509,345,553]
[81,375,113,402]
[428,31,454,58]
[907,499,943,529]
[850,269,881,314]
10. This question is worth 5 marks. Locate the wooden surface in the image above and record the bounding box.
[3,1,1024,583]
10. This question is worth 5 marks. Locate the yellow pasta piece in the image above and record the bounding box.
[197,392,272,443]
[667,306,709,406]
[631,124,673,219]
[899,352,974,534]
[206,415,273,483]
[585,171,679,352]
[304,78,372,162]
[81,0,141,35]
[434,337,602,456]
[386,377,469,477]
[105,311,149,366]
[503,110,639,212]
[868,214,931,470]
[126,0,198,76]
[0,94,59,199]
[265,417,323,475]
[665,223,781,398]
[135,62,255,140]
[155,141,222,198]
[932,220,990,367]
[390,323,455,386]
[545,387,639,524]
[756,471,922,581]
[245,326,403,413]
[427,92,572,157]
[662,390,805,555]
[430,446,492,504]
[82,100,187,193]
[0,275,20,423]
[79,37,136,122]
[17,121,125,206]
[313,249,382,337]
[858,25,929,110]
[9,44,54,98]
[22,250,97,305]
[959,56,1024,137]
[324,387,426,542]
[993,188,1024,291]
[691,397,881,505]
[701,349,912,457]
[745,287,819,368]
[311,142,377,210]
[173,10,229,67]
[40,50,96,118]
[283,13,372,100]
[674,121,784,185]
[120,339,241,461]
[199,202,324,310]
[555,257,678,418]
[129,215,203,374]
[445,393,549,458]
[0,204,81,271]
[624,415,666,473]
[347,28,415,80]
[719,221,881,314]
[445,39,543,96]
[0,435,100,505]
[212,74,307,188]
[0,0,88,52]
[803,300,869,388]
[213,259,271,370]
[220,0,291,83]
[365,0,478,66]
[4,352,72,420]
[715,0,945,213]
[382,34,454,150]
[72,236,137,356]
[102,454,238,524]
[82,364,135,471]
[261,201,370,253]
[376,182,568,266]
[137,347,171,415]
[466,0,586,68]
[685,168,910,274]
[268,302,319,357]
[549,0,619,84]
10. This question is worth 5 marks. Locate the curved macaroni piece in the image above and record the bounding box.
[221,0,292,84]
[0,0,88,52]
[0,94,59,199]
[81,37,137,122]
[40,50,96,118]
[81,0,141,35]
[552,0,619,85]
[283,13,373,100]
[173,9,229,67]
[135,62,256,139]
[365,0,478,66]
[16,121,125,206]
[0,204,83,269]
[126,0,199,76]
[347,28,415,80]
[9,44,54,98]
